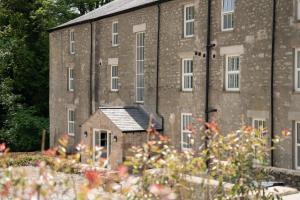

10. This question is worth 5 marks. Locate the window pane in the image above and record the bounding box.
[223,0,234,12]
[95,132,100,146]
[101,133,107,147]
[136,32,145,102]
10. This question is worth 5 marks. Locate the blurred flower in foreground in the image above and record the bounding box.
[149,184,177,200]
[117,165,128,179]
[281,128,291,137]
[85,170,102,188]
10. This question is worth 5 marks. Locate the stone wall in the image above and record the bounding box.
[50,0,300,170]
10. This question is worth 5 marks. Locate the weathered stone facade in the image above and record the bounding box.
[50,0,300,170]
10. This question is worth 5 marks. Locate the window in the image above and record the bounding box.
[222,0,235,31]
[68,109,75,136]
[252,118,267,137]
[111,65,119,91]
[181,113,193,150]
[112,21,119,46]
[295,49,300,91]
[226,56,240,91]
[252,119,266,131]
[68,68,74,91]
[184,4,195,37]
[136,32,145,103]
[295,122,300,169]
[182,59,193,91]
[70,30,75,54]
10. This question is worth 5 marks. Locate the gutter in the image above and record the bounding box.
[156,0,164,132]
[48,0,173,33]
[270,0,277,167]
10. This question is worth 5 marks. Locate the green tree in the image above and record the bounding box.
[62,0,113,15]
[0,0,75,151]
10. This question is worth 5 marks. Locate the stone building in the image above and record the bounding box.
[49,0,300,170]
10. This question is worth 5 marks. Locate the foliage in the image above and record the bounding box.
[0,121,291,200]
[0,0,114,152]
[60,0,114,15]
[123,121,288,200]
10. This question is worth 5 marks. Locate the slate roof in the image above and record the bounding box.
[100,107,162,132]
[52,0,158,30]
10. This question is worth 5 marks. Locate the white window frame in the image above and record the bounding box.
[182,58,193,92]
[252,118,266,132]
[67,109,75,136]
[221,0,235,31]
[225,55,240,91]
[69,30,75,54]
[68,68,74,92]
[184,4,195,38]
[111,65,119,92]
[295,121,300,169]
[181,113,193,151]
[112,21,119,47]
[136,32,145,103]
[295,48,300,92]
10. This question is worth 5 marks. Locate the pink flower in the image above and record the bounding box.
[42,148,57,157]
[0,143,6,152]
[84,170,102,188]
[117,165,128,178]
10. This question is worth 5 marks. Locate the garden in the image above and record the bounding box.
[0,120,291,200]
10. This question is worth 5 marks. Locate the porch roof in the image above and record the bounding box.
[100,106,162,133]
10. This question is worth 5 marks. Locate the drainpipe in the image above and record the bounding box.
[156,0,164,131]
[270,0,277,167]
[205,0,213,124]
[90,22,94,115]
[204,0,213,169]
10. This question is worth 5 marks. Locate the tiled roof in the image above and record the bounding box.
[100,106,162,132]
[53,0,157,30]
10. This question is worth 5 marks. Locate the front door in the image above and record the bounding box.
[93,129,111,167]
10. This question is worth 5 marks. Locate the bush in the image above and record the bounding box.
[0,106,49,152]
[0,121,289,200]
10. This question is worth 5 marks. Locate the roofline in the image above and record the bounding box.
[48,0,173,33]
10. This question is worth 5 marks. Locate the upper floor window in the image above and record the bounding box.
[184,4,195,37]
[68,68,74,92]
[182,59,193,91]
[181,113,193,150]
[69,30,75,54]
[111,65,119,91]
[226,56,240,91]
[68,109,75,136]
[222,0,235,31]
[112,21,119,46]
[295,49,300,91]
[136,32,145,103]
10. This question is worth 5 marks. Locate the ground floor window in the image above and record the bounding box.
[181,113,192,150]
[67,109,75,136]
[252,118,266,136]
